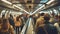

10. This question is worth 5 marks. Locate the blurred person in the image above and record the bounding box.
[35,17,45,30]
[49,14,55,24]
[32,14,37,25]
[8,14,15,29]
[44,13,58,34]
[19,15,25,30]
[35,17,45,34]
[54,14,60,34]
[22,14,27,22]
[15,16,22,34]
[44,13,51,24]
[40,13,45,17]
[0,18,14,34]
[35,14,58,34]
[54,15,59,23]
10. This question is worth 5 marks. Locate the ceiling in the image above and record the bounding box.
[6,0,49,12]
[0,0,59,15]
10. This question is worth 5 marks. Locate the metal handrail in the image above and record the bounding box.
[20,18,30,34]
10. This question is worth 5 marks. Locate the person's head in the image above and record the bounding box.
[44,13,50,21]
[16,16,19,21]
[10,14,13,18]
[40,13,45,16]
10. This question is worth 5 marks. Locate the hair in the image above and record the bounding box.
[10,14,13,18]
[16,16,19,21]
[44,16,50,21]
[44,13,50,21]
[40,13,45,16]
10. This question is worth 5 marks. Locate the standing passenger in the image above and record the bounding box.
[0,18,14,34]
[8,14,15,29]
[35,15,58,34]
[54,14,60,34]
[15,16,22,34]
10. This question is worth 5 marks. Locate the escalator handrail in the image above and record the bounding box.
[20,18,30,34]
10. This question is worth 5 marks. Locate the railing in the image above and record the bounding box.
[20,18,30,34]
[20,18,35,34]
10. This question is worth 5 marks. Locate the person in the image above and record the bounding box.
[19,15,25,31]
[35,17,45,34]
[8,14,15,29]
[15,16,22,34]
[54,14,60,34]
[0,18,14,34]
[35,14,58,34]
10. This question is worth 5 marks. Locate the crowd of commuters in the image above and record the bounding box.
[35,13,60,34]
[0,13,60,34]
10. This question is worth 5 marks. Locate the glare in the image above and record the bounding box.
[38,4,43,6]
[1,0,12,5]
[0,10,6,17]
[32,5,45,15]
[13,5,30,15]
[50,10,52,14]
[53,9,57,15]
[46,0,55,4]
[40,0,48,3]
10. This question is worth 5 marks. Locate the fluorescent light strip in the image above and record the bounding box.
[13,5,30,14]
[46,0,55,4]
[1,0,12,5]
[1,0,30,15]
[32,5,45,15]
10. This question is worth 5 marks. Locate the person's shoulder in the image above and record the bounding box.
[46,24,56,29]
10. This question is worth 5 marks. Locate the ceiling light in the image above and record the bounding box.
[13,5,30,15]
[1,0,12,5]
[32,5,45,15]
[46,0,55,4]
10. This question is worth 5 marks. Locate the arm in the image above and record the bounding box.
[9,25,14,34]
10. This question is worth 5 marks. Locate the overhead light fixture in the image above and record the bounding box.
[13,5,30,15]
[1,0,12,5]
[46,0,55,4]
[32,5,45,15]
[1,0,30,15]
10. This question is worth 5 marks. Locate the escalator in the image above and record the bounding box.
[20,18,35,34]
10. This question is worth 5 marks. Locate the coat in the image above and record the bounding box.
[36,24,58,34]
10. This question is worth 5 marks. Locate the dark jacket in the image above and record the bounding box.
[8,17,15,27]
[37,24,58,34]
